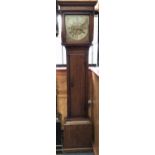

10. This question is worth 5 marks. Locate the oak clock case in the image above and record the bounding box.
[62,14,93,151]
[58,0,97,152]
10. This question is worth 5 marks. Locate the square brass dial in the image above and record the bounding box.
[65,15,89,43]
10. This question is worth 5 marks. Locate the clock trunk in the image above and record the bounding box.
[67,47,89,118]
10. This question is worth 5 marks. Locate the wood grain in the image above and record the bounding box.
[66,47,88,118]
[90,71,99,155]
[56,69,99,154]
[64,119,92,150]
[56,69,67,129]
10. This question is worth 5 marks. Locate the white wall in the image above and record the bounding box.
[0,1,55,155]
[101,0,155,155]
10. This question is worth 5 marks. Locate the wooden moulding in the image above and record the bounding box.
[60,6,95,12]
[58,0,97,12]
[58,0,97,6]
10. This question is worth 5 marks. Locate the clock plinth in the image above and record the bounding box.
[64,118,92,152]
[58,0,97,152]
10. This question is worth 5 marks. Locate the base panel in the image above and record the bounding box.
[63,119,92,152]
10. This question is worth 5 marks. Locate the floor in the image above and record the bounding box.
[58,153,94,155]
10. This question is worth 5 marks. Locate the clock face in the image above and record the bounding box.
[65,15,89,43]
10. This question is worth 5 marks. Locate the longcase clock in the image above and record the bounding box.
[58,0,97,152]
